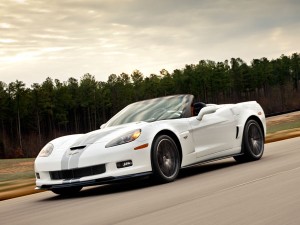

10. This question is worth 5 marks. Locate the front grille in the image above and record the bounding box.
[49,164,106,180]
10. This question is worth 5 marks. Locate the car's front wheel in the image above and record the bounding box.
[51,186,82,196]
[151,135,180,183]
[234,119,264,162]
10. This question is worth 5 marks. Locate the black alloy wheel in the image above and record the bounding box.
[234,120,264,162]
[151,135,180,183]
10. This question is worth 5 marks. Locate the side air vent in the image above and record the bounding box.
[70,145,86,150]
[236,127,239,139]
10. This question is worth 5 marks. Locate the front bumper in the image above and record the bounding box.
[35,172,152,190]
[35,140,152,189]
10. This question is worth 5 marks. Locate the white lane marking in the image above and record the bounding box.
[219,166,300,193]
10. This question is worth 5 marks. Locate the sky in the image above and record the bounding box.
[0,0,300,87]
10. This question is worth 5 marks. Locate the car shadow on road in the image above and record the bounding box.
[39,159,239,201]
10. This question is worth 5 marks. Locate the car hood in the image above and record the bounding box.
[51,121,149,150]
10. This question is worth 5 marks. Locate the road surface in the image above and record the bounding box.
[1,137,300,225]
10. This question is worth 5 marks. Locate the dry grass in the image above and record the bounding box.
[0,179,43,201]
[0,158,41,201]
[266,128,300,143]
[265,111,300,142]
[0,158,35,183]
[266,111,300,133]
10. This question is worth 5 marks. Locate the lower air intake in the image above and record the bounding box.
[49,164,106,180]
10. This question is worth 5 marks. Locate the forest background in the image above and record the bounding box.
[0,53,299,158]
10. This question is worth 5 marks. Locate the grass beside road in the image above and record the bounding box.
[267,121,300,133]
[266,111,300,142]
[0,158,42,201]
[0,158,35,182]
[1,111,300,201]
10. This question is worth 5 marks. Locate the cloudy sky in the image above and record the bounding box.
[1,0,299,86]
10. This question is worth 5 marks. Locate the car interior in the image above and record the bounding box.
[193,102,207,116]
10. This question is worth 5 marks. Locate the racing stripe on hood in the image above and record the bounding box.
[61,150,70,170]
[68,149,85,169]
[61,148,85,170]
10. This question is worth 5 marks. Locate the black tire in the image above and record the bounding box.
[234,119,264,162]
[51,186,82,196]
[151,135,180,183]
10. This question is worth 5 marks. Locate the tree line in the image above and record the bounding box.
[0,53,299,158]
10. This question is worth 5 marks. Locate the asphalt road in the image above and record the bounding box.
[1,137,300,225]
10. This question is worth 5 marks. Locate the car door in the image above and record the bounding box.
[189,107,236,158]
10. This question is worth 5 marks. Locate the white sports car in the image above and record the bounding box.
[35,95,266,195]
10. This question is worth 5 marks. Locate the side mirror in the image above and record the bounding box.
[100,123,106,129]
[196,105,217,121]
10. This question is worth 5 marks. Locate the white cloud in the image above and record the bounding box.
[0,39,17,43]
[0,23,13,28]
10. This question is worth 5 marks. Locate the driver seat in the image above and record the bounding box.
[193,102,206,116]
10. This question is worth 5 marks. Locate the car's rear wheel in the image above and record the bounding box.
[151,135,180,183]
[51,186,82,196]
[234,119,264,162]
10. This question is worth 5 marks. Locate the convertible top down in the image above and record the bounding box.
[35,95,266,195]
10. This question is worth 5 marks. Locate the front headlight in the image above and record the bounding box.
[105,129,141,148]
[38,143,54,157]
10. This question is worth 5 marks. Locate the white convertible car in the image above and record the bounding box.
[35,95,266,195]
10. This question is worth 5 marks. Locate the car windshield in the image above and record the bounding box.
[105,95,192,127]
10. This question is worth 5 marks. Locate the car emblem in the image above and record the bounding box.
[69,151,79,155]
